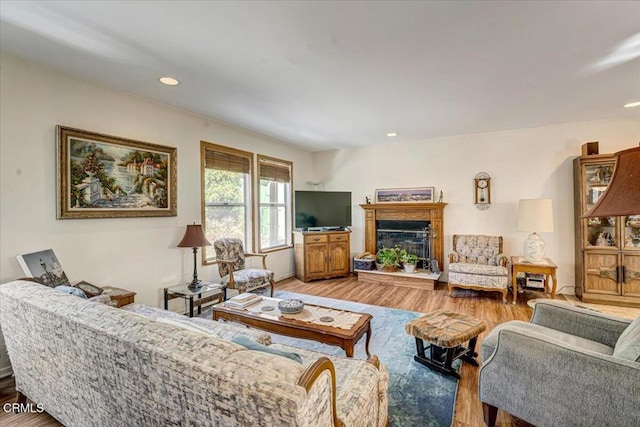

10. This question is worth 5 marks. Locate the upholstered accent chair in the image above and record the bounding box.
[214,238,274,296]
[447,235,509,303]
[479,301,640,427]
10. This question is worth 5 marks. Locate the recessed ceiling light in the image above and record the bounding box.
[624,101,640,108]
[159,77,179,86]
[386,132,398,137]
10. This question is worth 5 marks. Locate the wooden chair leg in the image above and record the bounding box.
[269,280,275,297]
[482,402,498,427]
[16,391,26,404]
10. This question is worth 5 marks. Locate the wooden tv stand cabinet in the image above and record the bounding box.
[294,230,351,282]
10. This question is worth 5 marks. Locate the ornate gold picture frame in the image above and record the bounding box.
[56,126,177,219]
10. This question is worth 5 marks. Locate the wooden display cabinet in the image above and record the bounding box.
[294,230,351,282]
[574,154,640,307]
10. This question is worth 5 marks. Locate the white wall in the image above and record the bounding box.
[313,117,640,294]
[2,52,639,302]
[0,54,315,307]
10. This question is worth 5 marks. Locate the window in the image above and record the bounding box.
[201,142,253,262]
[258,155,292,251]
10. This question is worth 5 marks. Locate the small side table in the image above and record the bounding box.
[164,282,227,317]
[511,256,558,304]
[101,286,136,308]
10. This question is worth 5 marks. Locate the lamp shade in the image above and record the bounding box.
[177,224,211,248]
[518,199,554,233]
[583,146,640,218]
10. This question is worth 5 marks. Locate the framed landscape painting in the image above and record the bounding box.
[375,187,435,203]
[56,126,177,219]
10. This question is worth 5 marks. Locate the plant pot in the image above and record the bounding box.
[376,262,398,272]
[403,264,417,274]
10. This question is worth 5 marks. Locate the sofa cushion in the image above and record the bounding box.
[449,262,508,276]
[449,271,509,289]
[232,335,302,363]
[482,320,614,362]
[453,235,503,265]
[221,268,274,290]
[613,316,640,362]
[121,303,272,345]
[157,317,221,339]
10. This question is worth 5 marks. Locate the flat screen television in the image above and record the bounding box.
[295,191,352,229]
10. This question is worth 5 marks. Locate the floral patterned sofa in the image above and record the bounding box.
[0,280,388,426]
[447,235,509,303]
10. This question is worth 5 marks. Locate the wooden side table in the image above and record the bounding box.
[101,286,136,308]
[511,256,558,304]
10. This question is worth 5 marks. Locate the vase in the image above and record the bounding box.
[403,264,417,274]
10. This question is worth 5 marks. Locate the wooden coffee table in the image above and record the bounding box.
[212,297,372,358]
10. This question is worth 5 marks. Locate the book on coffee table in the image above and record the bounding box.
[224,293,262,308]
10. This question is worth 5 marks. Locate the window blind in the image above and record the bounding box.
[259,161,291,183]
[204,148,250,174]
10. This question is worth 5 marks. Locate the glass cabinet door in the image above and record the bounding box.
[624,215,640,250]
[583,162,617,248]
[586,217,618,248]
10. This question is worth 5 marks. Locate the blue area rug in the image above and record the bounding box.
[270,291,458,427]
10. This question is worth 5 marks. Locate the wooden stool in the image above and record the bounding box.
[405,310,486,379]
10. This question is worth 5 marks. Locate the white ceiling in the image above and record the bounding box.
[1,1,639,151]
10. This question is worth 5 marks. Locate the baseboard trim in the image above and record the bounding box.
[0,365,13,378]
[275,272,295,282]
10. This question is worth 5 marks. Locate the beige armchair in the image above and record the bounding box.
[213,238,274,296]
[447,235,509,303]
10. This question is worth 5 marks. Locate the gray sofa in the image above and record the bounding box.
[0,280,388,426]
[479,300,640,427]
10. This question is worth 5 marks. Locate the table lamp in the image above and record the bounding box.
[583,146,640,217]
[177,223,211,290]
[518,199,554,263]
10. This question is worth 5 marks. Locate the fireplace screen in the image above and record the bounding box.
[376,220,430,269]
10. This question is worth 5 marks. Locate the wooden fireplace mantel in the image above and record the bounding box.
[359,203,446,268]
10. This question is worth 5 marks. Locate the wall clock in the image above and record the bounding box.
[474,172,491,210]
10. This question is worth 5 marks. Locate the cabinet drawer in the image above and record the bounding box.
[329,234,349,242]
[305,234,328,243]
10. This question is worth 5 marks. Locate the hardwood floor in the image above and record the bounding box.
[0,275,549,426]
[277,275,542,427]
[0,376,61,427]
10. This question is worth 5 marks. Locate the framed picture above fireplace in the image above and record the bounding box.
[375,187,434,203]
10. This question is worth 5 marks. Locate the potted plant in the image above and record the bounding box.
[375,247,400,272]
[399,250,419,273]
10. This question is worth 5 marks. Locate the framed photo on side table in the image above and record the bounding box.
[56,126,177,219]
[16,249,71,288]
